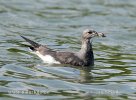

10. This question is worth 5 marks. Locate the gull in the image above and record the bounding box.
[21,29,105,66]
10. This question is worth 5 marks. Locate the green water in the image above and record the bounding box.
[0,0,136,100]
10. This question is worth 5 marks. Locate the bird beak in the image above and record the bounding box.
[93,31,106,37]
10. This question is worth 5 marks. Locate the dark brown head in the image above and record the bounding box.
[82,29,106,40]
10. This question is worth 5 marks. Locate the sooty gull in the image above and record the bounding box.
[21,29,105,66]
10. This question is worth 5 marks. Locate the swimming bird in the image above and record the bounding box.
[21,29,105,66]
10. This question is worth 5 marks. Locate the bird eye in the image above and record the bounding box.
[88,31,92,34]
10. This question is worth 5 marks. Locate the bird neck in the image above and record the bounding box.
[80,39,92,53]
[78,38,93,59]
[77,38,94,66]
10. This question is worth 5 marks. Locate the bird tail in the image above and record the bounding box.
[21,35,40,51]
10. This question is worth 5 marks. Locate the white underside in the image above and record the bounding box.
[34,51,60,64]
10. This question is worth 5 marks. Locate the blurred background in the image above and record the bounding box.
[0,0,136,100]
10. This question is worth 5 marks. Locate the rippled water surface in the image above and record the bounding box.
[0,0,136,100]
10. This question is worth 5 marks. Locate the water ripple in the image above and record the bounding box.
[0,0,136,99]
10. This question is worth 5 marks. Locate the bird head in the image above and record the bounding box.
[82,29,106,40]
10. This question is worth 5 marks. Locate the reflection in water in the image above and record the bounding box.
[78,67,93,83]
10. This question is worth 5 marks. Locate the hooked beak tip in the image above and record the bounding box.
[96,32,106,37]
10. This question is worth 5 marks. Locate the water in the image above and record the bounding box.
[0,0,136,100]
